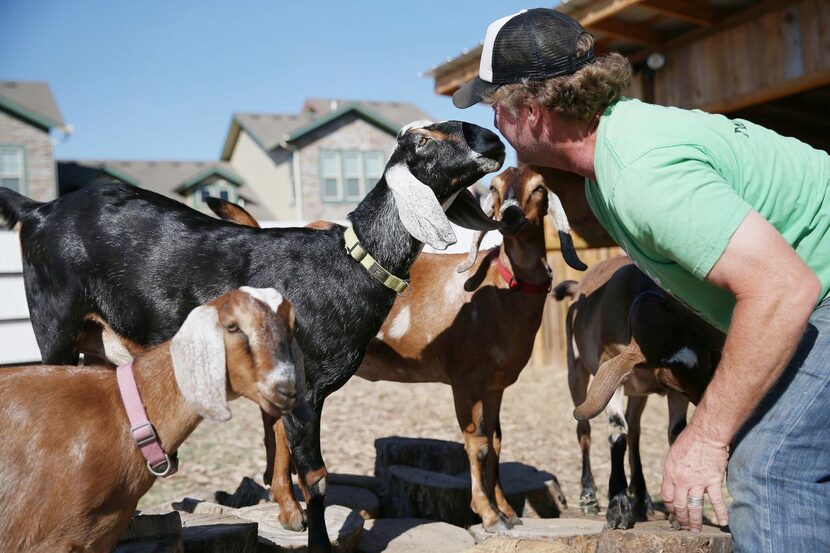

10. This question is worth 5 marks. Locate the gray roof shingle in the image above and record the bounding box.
[0,81,65,129]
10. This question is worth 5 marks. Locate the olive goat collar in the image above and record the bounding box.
[344,226,411,297]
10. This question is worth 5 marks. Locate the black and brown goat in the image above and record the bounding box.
[211,166,586,532]
[554,256,724,529]
[0,288,301,553]
[0,120,504,553]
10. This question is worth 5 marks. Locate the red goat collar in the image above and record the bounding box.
[497,256,552,294]
[116,363,177,478]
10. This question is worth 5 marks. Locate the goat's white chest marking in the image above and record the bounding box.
[664,346,698,369]
[388,306,411,339]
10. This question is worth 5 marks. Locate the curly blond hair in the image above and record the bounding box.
[484,33,632,121]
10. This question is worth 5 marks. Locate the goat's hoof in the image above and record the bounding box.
[669,514,682,530]
[579,491,599,516]
[278,508,308,532]
[606,493,634,529]
[505,513,522,528]
[631,493,654,521]
[483,514,512,535]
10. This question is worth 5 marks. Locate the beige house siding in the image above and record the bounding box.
[295,114,394,221]
[0,110,57,201]
[228,130,297,220]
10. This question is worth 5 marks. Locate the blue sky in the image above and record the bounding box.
[2,1,536,164]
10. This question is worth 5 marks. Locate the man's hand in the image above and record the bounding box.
[661,422,729,531]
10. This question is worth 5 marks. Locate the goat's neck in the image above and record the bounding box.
[499,224,550,286]
[349,179,423,278]
[130,346,202,454]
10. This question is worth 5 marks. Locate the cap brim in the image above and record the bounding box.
[452,76,500,109]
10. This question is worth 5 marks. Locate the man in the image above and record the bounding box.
[452,8,830,552]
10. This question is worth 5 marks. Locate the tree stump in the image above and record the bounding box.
[358,518,476,553]
[463,538,579,553]
[233,503,364,552]
[329,473,385,497]
[179,512,259,553]
[469,518,605,551]
[374,437,468,482]
[113,534,184,553]
[291,484,380,519]
[456,462,567,519]
[596,520,732,553]
[214,476,271,508]
[383,465,477,526]
[120,512,183,541]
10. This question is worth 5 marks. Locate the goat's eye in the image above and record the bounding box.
[417,136,429,147]
[225,322,239,333]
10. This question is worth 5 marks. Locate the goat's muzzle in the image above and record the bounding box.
[499,205,527,236]
[257,361,299,417]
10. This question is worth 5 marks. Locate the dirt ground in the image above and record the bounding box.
[139,357,676,512]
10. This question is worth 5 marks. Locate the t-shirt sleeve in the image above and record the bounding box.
[613,152,752,280]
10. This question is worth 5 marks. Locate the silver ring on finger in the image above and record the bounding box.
[687,496,704,508]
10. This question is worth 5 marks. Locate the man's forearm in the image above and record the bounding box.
[691,288,818,446]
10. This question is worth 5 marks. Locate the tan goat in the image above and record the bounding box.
[554,256,724,529]
[209,166,585,532]
[0,287,304,553]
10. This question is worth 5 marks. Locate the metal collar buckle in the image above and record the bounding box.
[147,454,177,477]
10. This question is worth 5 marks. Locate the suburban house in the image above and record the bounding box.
[0,81,66,202]
[220,98,431,222]
[57,159,275,220]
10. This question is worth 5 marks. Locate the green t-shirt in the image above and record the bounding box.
[586,97,830,332]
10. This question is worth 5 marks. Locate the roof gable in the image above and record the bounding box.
[0,81,65,130]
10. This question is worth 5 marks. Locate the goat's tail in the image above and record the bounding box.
[0,188,42,230]
[553,280,579,301]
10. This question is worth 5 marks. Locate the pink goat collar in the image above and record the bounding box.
[116,363,178,477]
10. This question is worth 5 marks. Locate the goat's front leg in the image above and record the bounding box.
[453,389,512,533]
[484,390,521,527]
[605,386,634,529]
[261,412,308,531]
[625,395,653,522]
[568,360,598,514]
[283,409,330,553]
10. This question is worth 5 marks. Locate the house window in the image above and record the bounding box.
[0,146,25,194]
[194,181,237,208]
[320,150,385,203]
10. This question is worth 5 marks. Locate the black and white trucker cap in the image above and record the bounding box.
[452,8,595,109]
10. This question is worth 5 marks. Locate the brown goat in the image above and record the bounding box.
[554,256,724,529]
[0,288,304,553]
[209,167,584,532]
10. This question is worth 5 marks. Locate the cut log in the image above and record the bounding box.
[233,503,364,552]
[291,484,379,519]
[214,476,271,509]
[596,520,732,553]
[120,512,183,541]
[141,490,213,515]
[469,518,605,550]
[491,462,567,518]
[179,512,259,553]
[328,473,385,497]
[463,538,579,553]
[358,518,475,553]
[113,534,184,553]
[374,437,468,482]
[383,465,476,527]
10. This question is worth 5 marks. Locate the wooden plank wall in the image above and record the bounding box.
[0,231,41,365]
[653,0,830,112]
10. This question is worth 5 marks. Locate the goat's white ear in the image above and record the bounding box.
[386,163,456,250]
[170,305,232,422]
[456,193,494,273]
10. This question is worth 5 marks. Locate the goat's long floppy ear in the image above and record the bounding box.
[573,348,643,421]
[457,193,494,273]
[171,305,232,422]
[386,163,457,250]
[547,191,588,271]
[446,189,502,232]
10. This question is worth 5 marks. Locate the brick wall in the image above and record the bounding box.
[0,110,57,202]
[295,114,396,221]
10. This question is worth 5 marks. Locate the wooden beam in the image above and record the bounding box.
[640,0,723,26]
[566,0,645,27]
[588,19,663,45]
[702,69,830,114]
